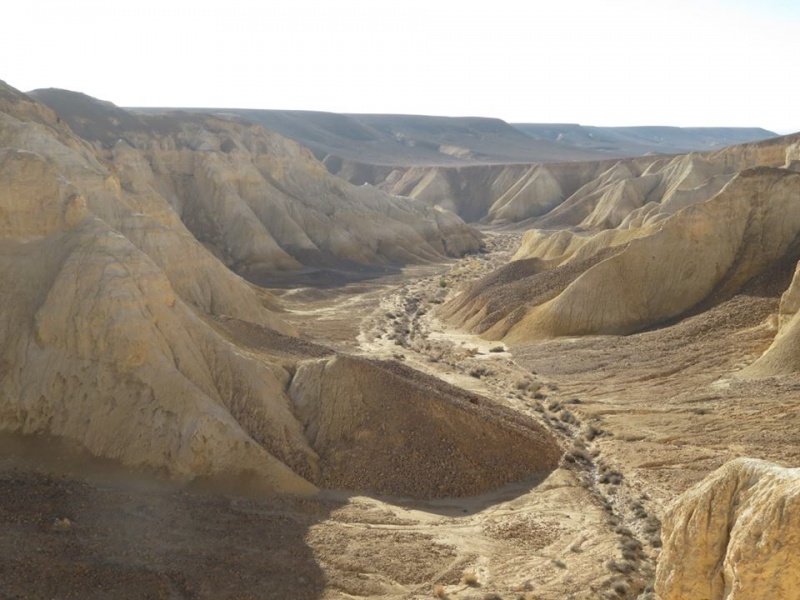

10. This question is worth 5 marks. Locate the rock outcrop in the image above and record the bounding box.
[655,458,800,600]
[742,259,800,377]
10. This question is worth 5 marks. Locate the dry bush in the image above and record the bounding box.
[599,470,623,485]
[468,366,493,379]
[606,559,636,574]
[559,409,577,425]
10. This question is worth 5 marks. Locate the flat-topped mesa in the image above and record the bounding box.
[656,458,800,600]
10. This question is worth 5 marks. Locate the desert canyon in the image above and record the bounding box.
[0,79,799,599]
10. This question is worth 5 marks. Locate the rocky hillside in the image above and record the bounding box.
[439,133,800,376]
[358,131,793,224]
[0,82,503,494]
[656,458,800,600]
[31,89,482,284]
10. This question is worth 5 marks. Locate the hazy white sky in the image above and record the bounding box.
[4,0,799,132]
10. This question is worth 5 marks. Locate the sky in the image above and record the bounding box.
[3,0,799,133]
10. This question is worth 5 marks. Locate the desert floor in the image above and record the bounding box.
[2,231,798,600]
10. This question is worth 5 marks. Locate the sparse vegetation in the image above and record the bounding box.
[469,366,493,378]
[611,580,629,596]
[606,559,635,574]
[559,409,577,425]
[462,571,480,587]
[583,423,603,441]
[599,468,624,485]
[619,538,643,561]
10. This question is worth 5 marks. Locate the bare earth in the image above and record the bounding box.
[2,230,797,599]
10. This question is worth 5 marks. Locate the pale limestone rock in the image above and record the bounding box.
[0,81,484,492]
[743,260,800,377]
[30,89,482,276]
[655,458,800,600]
[505,168,800,341]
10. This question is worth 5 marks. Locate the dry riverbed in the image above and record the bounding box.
[5,230,793,599]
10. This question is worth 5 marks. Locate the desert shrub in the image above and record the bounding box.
[613,525,633,537]
[606,559,635,574]
[619,538,643,561]
[599,470,623,485]
[611,580,629,596]
[560,409,577,425]
[469,366,493,378]
[563,443,592,466]
[643,515,660,535]
[584,424,602,441]
[489,345,505,353]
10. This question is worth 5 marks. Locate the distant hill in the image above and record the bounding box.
[134,108,609,165]
[511,123,778,157]
[132,108,778,167]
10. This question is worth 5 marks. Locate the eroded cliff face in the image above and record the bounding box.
[0,82,484,492]
[355,132,796,228]
[439,136,800,351]
[743,259,800,377]
[31,88,483,281]
[655,458,800,600]
[0,146,317,494]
